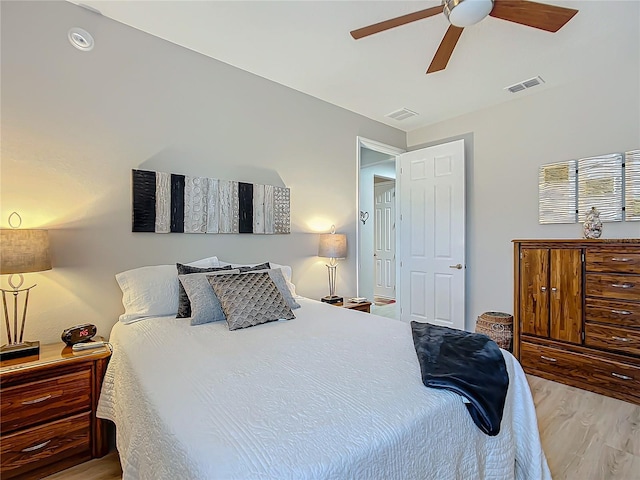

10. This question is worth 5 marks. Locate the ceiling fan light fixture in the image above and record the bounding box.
[444,0,494,27]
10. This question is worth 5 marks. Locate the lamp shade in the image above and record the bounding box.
[0,229,52,275]
[318,233,347,259]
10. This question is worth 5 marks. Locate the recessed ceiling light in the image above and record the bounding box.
[68,27,94,51]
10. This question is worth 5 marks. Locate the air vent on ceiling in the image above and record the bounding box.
[505,76,545,94]
[386,108,419,121]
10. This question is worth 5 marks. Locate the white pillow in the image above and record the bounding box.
[116,256,219,323]
[217,260,297,297]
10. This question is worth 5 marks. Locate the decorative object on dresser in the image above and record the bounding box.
[0,212,52,360]
[513,239,640,405]
[318,225,347,304]
[582,206,603,239]
[0,341,111,479]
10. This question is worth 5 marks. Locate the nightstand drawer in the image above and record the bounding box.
[1,368,91,434]
[0,412,91,479]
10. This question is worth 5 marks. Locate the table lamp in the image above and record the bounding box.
[0,213,52,360]
[318,225,347,304]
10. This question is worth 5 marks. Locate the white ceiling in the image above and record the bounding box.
[73,1,639,133]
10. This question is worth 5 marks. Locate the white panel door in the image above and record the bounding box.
[374,181,395,299]
[399,139,465,330]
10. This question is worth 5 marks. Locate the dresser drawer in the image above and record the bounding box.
[0,368,91,434]
[586,249,640,274]
[0,412,91,479]
[585,298,640,329]
[586,273,640,301]
[585,323,640,356]
[520,342,640,401]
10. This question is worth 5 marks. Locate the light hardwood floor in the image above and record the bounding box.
[46,376,640,479]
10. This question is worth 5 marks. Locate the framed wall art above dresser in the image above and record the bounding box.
[512,239,640,405]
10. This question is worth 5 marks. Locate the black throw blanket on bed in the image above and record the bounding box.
[411,321,509,436]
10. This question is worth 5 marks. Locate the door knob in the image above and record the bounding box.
[449,263,463,270]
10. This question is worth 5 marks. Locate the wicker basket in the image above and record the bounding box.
[476,311,513,351]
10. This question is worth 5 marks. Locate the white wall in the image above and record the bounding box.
[358,160,396,300]
[407,30,640,330]
[0,1,405,344]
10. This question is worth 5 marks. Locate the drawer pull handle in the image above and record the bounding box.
[21,394,52,405]
[540,286,547,292]
[612,336,631,342]
[21,440,51,453]
[611,309,632,315]
[611,283,633,289]
[540,355,557,362]
[611,372,633,381]
[611,257,631,262]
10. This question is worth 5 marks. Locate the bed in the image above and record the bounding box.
[97,259,551,479]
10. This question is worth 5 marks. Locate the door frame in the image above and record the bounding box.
[356,137,405,298]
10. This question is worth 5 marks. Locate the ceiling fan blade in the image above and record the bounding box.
[351,5,444,39]
[489,0,578,33]
[426,26,464,74]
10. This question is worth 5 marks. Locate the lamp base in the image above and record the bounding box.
[0,341,40,361]
[321,295,343,305]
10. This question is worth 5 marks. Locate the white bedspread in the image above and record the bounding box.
[97,298,550,480]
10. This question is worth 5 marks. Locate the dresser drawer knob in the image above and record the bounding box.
[611,309,632,315]
[611,372,633,381]
[21,394,52,405]
[611,336,631,342]
[540,355,557,362]
[611,257,631,262]
[21,440,51,453]
[611,283,633,289]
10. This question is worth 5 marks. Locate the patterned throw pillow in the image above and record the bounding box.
[208,271,295,331]
[241,268,300,310]
[176,263,232,318]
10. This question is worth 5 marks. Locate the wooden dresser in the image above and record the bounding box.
[0,342,111,479]
[513,239,640,404]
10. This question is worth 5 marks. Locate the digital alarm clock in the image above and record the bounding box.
[61,324,97,346]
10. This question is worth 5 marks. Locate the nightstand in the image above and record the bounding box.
[0,342,111,480]
[340,301,372,313]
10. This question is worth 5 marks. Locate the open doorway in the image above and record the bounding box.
[357,138,404,319]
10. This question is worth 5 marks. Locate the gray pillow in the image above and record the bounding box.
[236,262,270,272]
[178,270,240,325]
[176,263,232,318]
[244,268,300,310]
[208,271,295,331]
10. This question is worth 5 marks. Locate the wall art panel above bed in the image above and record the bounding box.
[131,169,290,234]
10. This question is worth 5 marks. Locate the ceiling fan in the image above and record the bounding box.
[350,0,578,74]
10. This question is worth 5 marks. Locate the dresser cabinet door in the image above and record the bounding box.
[550,249,583,344]
[520,248,550,337]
